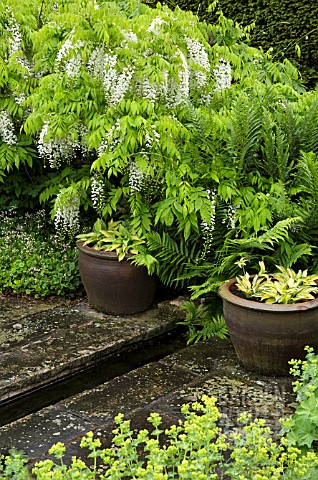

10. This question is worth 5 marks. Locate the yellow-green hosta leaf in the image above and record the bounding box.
[109,243,121,250]
[99,230,114,238]
[264,297,277,304]
[117,250,126,261]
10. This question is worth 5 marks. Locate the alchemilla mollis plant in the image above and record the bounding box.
[2,395,318,479]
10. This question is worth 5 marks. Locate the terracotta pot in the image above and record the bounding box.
[77,241,157,315]
[219,278,318,376]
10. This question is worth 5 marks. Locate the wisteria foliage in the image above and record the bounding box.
[3,0,318,292]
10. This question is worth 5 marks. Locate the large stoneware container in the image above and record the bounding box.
[219,278,318,376]
[77,241,157,315]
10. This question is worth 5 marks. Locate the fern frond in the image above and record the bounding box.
[179,300,228,344]
[189,278,224,299]
[225,217,302,250]
[267,242,313,269]
[146,231,200,287]
[296,151,318,198]
[227,93,262,172]
[214,217,302,277]
[298,96,318,154]
[275,125,292,183]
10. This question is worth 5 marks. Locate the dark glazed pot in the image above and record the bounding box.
[219,278,318,376]
[77,241,157,315]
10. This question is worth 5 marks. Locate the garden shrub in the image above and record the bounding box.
[0,210,82,297]
[1,0,318,308]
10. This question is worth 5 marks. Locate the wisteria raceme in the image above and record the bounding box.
[97,120,122,156]
[64,55,83,78]
[7,16,22,56]
[122,30,138,44]
[140,78,160,106]
[147,17,166,35]
[15,93,26,105]
[55,34,84,75]
[54,193,80,235]
[185,36,210,72]
[91,176,106,214]
[165,51,189,108]
[0,110,18,145]
[222,204,236,229]
[144,127,160,149]
[102,54,133,106]
[107,66,135,107]
[178,51,190,99]
[56,38,74,64]
[102,53,118,85]
[38,121,80,169]
[87,47,108,80]
[15,56,34,79]
[129,161,144,194]
[201,189,217,257]
[213,58,232,93]
[135,65,168,106]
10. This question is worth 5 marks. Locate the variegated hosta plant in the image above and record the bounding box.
[76,219,145,261]
[236,261,318,304]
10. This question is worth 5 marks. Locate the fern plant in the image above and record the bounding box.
[144,231,202,288]
[180,300,228,344]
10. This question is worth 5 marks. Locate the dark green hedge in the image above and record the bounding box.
[152,0,318,87]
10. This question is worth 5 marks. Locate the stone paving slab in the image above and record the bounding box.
[160,337,294,388]
[61,362,196,425]
[0,335,296,463]
[148,372,294,436]
[43,408,182,469]
[0,299,179,402]
[0,295,297,468]
[0,405,96,460]
[0,296,63,325]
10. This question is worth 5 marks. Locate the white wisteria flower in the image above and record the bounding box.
[0,110,17,145]
[64,55,83,78]
[38,121,80,168]
[147,17,166,35]
[97,120,122,156]
[54,192,80,234]
[106,65,135,107]
[129,161,144,194]
[165,51,189,108]
[213,58,232,93]
[55,33,84,76]
[7,16,22,56]
[185,36,210,72]
[102,54,135,107]
[222,204,237,229]
[144,127,160,149]
[91,176,106,214]
[201,189,217,256]
[122,30,138,44]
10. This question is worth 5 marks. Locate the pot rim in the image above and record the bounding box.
[76,240,133,261]
[219,277,318,312]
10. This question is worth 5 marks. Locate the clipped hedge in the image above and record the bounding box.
[146,0,318,86]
